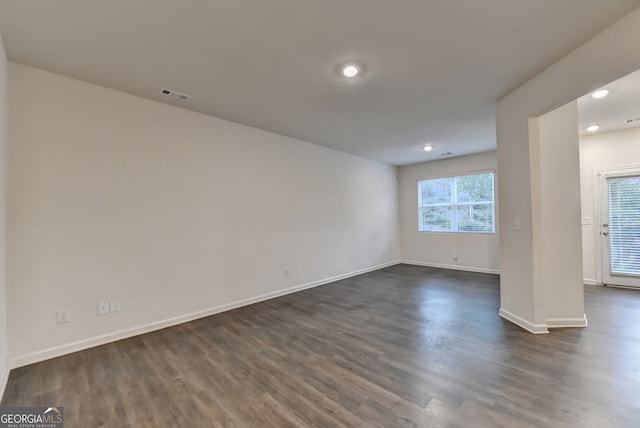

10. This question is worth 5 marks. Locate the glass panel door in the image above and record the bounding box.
[602,173,640,287]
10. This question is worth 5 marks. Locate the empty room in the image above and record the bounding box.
[1,1,640,427]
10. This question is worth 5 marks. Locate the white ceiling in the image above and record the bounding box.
[1,1,639,165]
[579,68,640,137]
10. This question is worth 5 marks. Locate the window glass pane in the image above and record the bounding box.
[456,173,493,203]
[420,178,451,205]
[457,204,494,233]
[608,176,640,275]
[420,206,451,231]
[417,172,494,234]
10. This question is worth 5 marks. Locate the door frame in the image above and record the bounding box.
[595,165,640,287]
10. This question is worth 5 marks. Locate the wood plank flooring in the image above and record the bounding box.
[3,264,640,427]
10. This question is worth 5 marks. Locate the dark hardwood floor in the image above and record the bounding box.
[3,264,640,427]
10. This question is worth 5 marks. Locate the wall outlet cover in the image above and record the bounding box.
[98,301,109,315]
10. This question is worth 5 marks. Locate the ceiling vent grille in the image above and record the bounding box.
[159,88,191,101]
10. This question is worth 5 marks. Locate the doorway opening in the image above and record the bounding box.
[578,68,640,288]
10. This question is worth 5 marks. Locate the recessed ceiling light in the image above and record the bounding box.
[591,89,609,99]
[423,145,433,152]
[587,125,600,132]
[340,62,362,78]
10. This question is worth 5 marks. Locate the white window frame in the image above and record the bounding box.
[417,170,496,234]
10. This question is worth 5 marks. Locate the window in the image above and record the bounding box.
[418,171,495,233]
[607,174,640,276]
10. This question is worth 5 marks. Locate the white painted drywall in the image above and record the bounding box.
[536,102,585,323]
[497,7,640,331]
[0,33,9,395]
[7,63,400,365]
[398,151,499,273]
[579,126,640,283]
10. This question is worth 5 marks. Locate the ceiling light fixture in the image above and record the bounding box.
[423,145,433,152]
[591,89,609,99]
[340,62,362,78]
[586,125,600,132]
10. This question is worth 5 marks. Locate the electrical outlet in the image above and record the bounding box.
[57,309,70,324]
[98,300,109,315]
[109,299,121,313]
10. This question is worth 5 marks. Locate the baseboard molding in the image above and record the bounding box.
[546,315,588,329]
[0,363,9,402]
[9,261,401,369]
[583,279,599,286]
[603,283,640,290]
[401,260,500,275]
[498,308,549,334]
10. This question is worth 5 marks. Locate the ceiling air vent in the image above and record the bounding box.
[159,88,191,101]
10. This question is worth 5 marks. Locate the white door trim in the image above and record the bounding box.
[596,165,640,288]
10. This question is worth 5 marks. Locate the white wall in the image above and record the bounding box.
[579,126,640,283]
[535,102,584,324]
[7,63,400,367]
[0,34,9,396]
[497,7,640,333]
[398,151,499,273]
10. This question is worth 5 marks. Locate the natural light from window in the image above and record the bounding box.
[418,172,495,233]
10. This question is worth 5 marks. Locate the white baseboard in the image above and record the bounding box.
[9,261,401,369]
[583,279,599,286]
[546,315,588,328]
[498,308,549,334]
[0,363,9,402]
[401,260,500,275]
